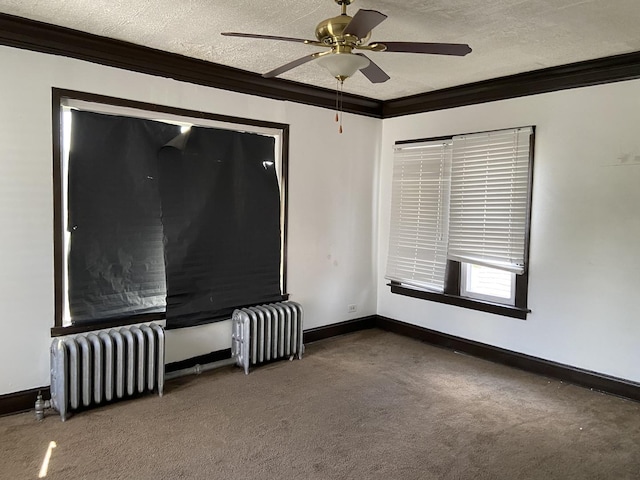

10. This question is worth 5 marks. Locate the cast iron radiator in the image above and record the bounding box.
[232,301,304,374]
[50,323,165,421]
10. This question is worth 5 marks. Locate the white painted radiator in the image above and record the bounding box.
[50,323,165,421]
[232,301,304,374]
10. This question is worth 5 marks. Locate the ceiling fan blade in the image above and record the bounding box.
[355,54,390,84]
[375,42,472,56]
[343,9,388,38]
[263,51,329,78]
[221,32,323,46]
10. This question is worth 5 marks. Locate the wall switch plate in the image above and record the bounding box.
[348,304,357,313]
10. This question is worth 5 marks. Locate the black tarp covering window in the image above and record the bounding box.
[158,127,282,329]
[67,110,179,322]
[67,110,283,328]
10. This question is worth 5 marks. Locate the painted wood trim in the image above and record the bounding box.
[375,316,640,402]
[4,315,639,417]
[0,13,382,118]
[166,316,379,373]
[50,88,291,334]
[3,13,640,119]
[389,283,530,320]
[304,316,377,343]
[382,51,640,118]
[50,313,167,337]
[0,387,50,417]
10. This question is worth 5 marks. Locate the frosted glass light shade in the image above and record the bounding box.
[317,53,369,80]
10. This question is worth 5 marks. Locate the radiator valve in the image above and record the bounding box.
[35,391,51,421]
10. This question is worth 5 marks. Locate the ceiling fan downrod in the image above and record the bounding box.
[335,0,353,16]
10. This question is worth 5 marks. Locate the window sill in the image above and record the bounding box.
[389,283,530,320]
[51,294,291,336]
[51,312,167,337]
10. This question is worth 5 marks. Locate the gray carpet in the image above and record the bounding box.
[1,329,639,479]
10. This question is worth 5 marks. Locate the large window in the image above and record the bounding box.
[386,127,534,319]
[52,89,289,334]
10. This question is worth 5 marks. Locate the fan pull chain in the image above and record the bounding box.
[335,79,340,124]
[334,79,344,134]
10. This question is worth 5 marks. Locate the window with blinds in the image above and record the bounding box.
[386,140,452,291]
[386,126,534,314]
[448,127,533,274]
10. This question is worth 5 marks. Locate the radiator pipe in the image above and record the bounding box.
[35,391,52,421]
[35,358,235,421]
[164,358,236,381]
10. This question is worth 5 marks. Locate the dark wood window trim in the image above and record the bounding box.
[52,88,290,335]
[51,313,166,337]
[388,128,534,320]
[389,281,530,320]
[50,294,290,337]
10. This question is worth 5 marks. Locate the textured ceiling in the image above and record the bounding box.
[1,0,640,100]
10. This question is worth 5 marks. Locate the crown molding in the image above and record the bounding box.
[382,50,640,118]
[0,13,382,118]
[2,12,640,120]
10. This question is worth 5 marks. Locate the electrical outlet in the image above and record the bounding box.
[347,304,357,313]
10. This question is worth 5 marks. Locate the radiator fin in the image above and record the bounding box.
[50,323,165,421]
[231,301,304,374]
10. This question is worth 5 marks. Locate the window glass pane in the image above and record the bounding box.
[58,96,287,328]
[462,263,515,304]
[158,127,283,329]
[66,110,178,323]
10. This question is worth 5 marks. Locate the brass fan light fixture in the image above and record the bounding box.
[222,0,472,84]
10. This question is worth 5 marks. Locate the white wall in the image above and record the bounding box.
[378,79,640,383]
[4,42,638,396]
[0,46,381,395]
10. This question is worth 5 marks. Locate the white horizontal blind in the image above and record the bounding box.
[447,127,533,274]
[386,140,451,291]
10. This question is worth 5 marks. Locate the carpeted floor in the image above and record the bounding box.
[1,329,639,479]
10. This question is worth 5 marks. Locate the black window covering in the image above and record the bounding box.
[67,110,179,322]
[67,110,283,328]
[158,127,283,329]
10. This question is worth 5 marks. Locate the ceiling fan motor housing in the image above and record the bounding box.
[315,15,370,47]
[221,0,471,84]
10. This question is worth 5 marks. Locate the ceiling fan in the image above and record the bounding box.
[221,0,472,84]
